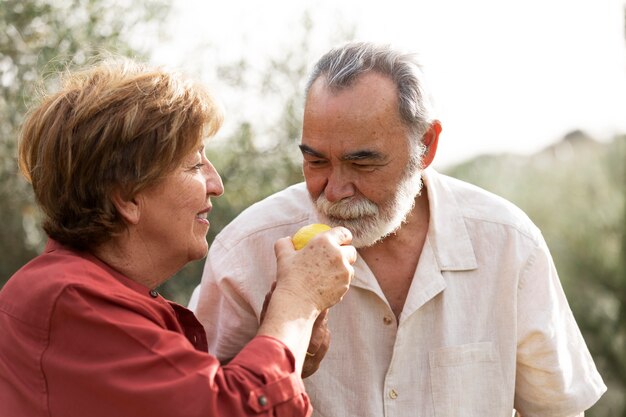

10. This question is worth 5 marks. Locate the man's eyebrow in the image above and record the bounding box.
[299,144,386,162]
[342,150,385,162]
[299,144,325,158]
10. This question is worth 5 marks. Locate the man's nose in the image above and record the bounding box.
[323,168,355,202]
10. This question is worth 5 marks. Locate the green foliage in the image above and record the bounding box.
[0,0,169,284]
[445,132,626,417]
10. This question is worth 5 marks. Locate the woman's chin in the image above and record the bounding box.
[189,241,209,262]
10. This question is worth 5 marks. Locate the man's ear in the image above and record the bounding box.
[420,120,442,169]
[110,188,141,225]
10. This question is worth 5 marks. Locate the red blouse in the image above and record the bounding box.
[0,240,310,417]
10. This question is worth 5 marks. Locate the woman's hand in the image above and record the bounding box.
[273,226,356,312]
[256,227,355,375]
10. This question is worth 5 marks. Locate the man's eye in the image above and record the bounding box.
[353,163,375,171]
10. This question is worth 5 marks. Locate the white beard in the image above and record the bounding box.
[313,162,424,248]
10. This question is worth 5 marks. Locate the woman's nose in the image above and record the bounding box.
[204,160,224,197]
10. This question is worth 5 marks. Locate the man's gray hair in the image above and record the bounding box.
[305,41,435,139]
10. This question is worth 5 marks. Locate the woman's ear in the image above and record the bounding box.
[110,188,141,225]
[420,120,442,169]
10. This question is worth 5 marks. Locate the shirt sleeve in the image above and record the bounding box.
[43,285,310,417]
[514,240,606,416]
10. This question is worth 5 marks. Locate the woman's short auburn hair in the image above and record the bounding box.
[18,58,223,251]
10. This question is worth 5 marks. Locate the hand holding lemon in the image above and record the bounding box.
[290,224,334,377]
[258,224,356,377]
[271,224,356,313]
[292,223,332,250]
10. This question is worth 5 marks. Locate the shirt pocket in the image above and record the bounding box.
[429,342,508,417]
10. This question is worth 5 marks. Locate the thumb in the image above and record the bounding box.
[274,236,297,259]
[326,226,353,247]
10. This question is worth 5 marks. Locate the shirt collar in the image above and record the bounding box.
[422,168,478,271]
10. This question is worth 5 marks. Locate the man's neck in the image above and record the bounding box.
[357,192,430,320]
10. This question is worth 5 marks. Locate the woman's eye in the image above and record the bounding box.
[192,163,204,171]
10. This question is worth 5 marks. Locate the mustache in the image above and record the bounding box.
[315,195,378,219]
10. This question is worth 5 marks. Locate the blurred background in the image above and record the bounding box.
[1,0,624,414]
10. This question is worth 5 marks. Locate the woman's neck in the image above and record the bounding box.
[92,237,172,289]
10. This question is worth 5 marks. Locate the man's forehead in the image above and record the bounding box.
[307,73,398,106]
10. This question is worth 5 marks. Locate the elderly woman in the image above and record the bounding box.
[0,59,355,417]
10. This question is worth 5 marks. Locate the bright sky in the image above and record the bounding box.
[151,0,626,168]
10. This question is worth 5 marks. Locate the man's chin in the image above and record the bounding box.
[350,218,408,248]
[317,215,389,248]
[351,230,391,248]
[338,224,387,249]
[350,237,378,249]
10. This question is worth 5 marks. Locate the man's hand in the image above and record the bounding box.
[260,283,331,378]
[259,282,277,325]
[302,309,330,378]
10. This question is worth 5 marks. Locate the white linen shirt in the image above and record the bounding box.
[191,168,606,417]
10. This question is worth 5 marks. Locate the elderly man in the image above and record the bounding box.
[191,42,606,417]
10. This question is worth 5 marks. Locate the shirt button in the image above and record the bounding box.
[389,389,398,399]
[258,395,268,406]
[383,316,393,325]
[149,290,159,298]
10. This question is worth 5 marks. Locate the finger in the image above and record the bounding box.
[307,309,329,354]
[302,336,326,378]
[324,226,353,247]
[341,244,358,265]
[319,324,330,354]
[306,322,330,363]
[307,340,321,356]
[307,325,324,355]
[316,320,330,355]
[317,308,329,323]
[259,283,276,324]
[274,236,296,257]
[262,282,276,306]
[302,356,321,378]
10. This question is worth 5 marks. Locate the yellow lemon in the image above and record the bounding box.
[292,223,331,250]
